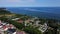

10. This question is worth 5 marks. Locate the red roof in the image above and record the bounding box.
[17,19,23,23]
[8,24,14,28]
[16,31,26,34]
[3,25,7,29]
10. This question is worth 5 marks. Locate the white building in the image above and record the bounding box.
[12,18,20,20]
[39,23,48,32]
[35,20,41,26]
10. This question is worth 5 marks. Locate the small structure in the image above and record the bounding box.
[57,29,60,34]
[16,31,26,34]
[7,28,16,34]
[8,24,15,29]
[17,19,24,24]
[12,18,20,21]
[0,28,5,34]
[3,25,8,31]
[35,20,41,26]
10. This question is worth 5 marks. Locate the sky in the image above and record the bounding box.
[0,0,60,7]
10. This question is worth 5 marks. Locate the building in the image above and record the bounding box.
[17,19,24,24]
[7,28,16,34]
[16,31,26,34]
[39,23,48,33]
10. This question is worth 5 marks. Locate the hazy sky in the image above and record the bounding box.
[0,0,60,7]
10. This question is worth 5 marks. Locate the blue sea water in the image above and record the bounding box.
[6,7,60,20]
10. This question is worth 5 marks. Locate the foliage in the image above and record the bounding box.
[45,29,57,34]
[8,20,24,30]
[0,9,11,14]
[0,16,8,22]
[23,26,42,34]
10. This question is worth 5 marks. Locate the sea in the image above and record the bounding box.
[5,7,60,20]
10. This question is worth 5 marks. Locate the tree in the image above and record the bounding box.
[0,16,8,22]
[0,9,11,15]
[8,20,24,30]
[23,25,42,34]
